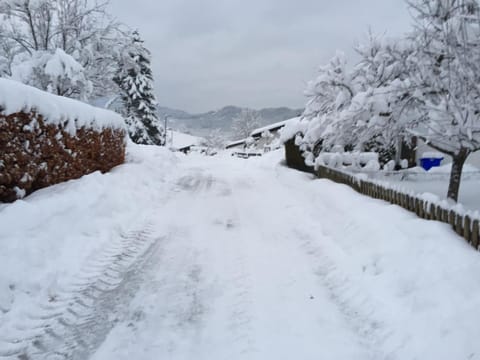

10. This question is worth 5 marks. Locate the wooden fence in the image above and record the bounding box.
[284,138,315,173]
[285,140,480,250]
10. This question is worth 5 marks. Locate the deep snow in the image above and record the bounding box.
[0,78,124,133]
[1,146,480,359]
[379,164,480,212]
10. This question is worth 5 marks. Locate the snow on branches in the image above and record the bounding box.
[0,0,126,99]
[296,0,480,202]
[114,31,164,146]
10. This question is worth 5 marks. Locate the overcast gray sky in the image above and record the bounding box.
[109,1,412,113]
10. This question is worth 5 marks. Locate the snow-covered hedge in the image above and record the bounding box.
[0,78,126,202]
[315,152,380,171]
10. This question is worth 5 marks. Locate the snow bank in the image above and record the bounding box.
[0,144,177,340]
[0,78,124,133]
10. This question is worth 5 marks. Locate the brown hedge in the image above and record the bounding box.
[0,111,126,202]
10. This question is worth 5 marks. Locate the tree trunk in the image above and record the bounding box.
[447,148,469,202]
[403,136,418,168]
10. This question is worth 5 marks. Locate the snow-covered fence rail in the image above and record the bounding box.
[284,138,480,250]
[0,79,126,202]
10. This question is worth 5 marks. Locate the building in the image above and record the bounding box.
[167,130,205,153]
[226,117,300,151]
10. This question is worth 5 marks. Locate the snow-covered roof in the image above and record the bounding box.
[168,130,204,150]
[0,78,125,134]
[250,117,300,138]
[226,117,301,148]
[226,139,247,149]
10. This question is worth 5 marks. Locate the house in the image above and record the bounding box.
[225,139,247,150]
[226,117,300,152]
[167,130,205,153]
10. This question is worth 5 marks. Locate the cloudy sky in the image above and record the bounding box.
[109,1,412,113]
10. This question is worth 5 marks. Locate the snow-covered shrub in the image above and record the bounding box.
[314,151,380,170]
[363,159,381,172]
[383,160,396,172]
[0,79,126,202]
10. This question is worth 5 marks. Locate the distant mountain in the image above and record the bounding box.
[157,105,303,139]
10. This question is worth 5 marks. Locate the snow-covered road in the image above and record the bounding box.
[1,147,480,360]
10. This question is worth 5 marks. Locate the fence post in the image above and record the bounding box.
[455,214,463,236]
[442,208,449,223]
[410,196,418,213]
[429,203,435,220]
[436,206,443,222]
[415,199,421,217]
[472,220,479,249]
[449,210,456,229]
[464,216,472,244]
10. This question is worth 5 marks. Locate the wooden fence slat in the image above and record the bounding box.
[429,203,435,220]
[442,208,449,222]
[415,199,422,217]
[456,214,463,236]
[464,216,472,244]
[434,205,442,222]
[472,220,479,249]
[449,210,456,228]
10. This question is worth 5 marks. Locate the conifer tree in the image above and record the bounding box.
[115,31,164,145]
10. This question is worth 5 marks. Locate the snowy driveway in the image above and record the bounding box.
[1,147,480,360]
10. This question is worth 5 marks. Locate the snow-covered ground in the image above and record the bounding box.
[1,146,480,360]
[362,163,480,212]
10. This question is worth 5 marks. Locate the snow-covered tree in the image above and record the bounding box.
[299,52,356,155]
[204,128,226,150]
[296,0,480,201]
[0,0,125,98]
[114,31,164,145]
[10,48,92,99]
[345,35,420,165]
[406,0,480,201]
[232,109,261,139]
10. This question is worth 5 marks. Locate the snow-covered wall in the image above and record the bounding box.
[0,79,127,202]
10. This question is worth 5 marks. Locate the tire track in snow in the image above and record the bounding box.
[170,168,258,358]
[225,257,257,357]
[271,166,397,359]
[0,223,164,360]
[293,227,396,360]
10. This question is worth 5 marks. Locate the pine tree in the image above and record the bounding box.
[115,31,164,145]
